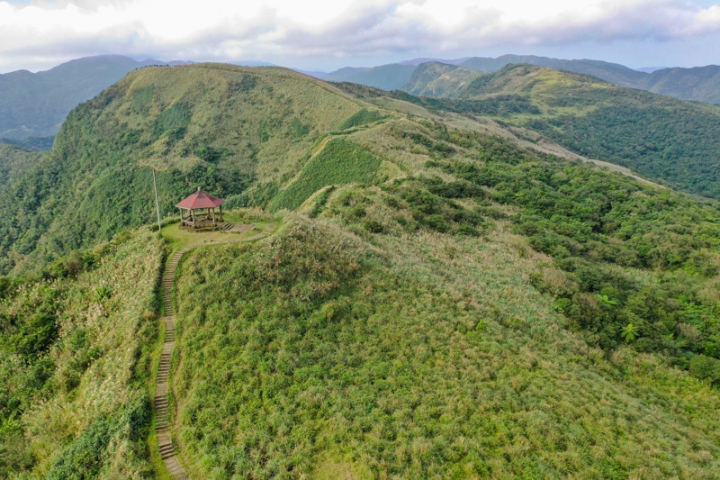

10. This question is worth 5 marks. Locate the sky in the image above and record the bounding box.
[1,0,720,73]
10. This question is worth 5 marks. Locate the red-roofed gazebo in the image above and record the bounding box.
[176,188,225,230]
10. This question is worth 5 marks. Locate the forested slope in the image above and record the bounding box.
[0,143,44,192]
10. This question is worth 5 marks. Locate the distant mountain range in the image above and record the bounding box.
[321,54,720,105]
[0,55,188,140]
[1,53,720,148]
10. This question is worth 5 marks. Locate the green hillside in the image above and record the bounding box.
[458,56,720,105]
[0,228,162,478]
[459,55,647,87]
[402,62,482,97]
[168,127,720,477]
[325,64,416,90]
[393,64,720,200]
[0,143,44,191]
[0,63,366,274]
[0,137,55,152]
[636,65,720,105]
[3,62,720,478]
[325,56,720,106]
[0,55,171,140]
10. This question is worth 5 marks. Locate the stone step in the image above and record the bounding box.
[159,443,174,452]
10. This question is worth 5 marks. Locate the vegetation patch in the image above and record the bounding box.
[270,139,382,211]
[338,108,385,130]
[171,214,720,478]
[0,228,162,478]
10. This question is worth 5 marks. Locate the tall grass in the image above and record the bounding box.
[0,227,163,478]
[171,213,720,479]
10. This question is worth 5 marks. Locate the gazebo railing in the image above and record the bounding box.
[179,212,224,229]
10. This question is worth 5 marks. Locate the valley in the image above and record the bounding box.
[1,62,720,478]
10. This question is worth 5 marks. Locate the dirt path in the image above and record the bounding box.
[154,223,276,479]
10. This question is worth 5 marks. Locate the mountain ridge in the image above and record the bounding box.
[324,54,720,105]
[3,62,720,478]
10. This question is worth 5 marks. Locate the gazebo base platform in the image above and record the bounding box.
[178,225,222,231]
[179,217,224,230]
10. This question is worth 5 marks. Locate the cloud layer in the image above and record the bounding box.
[1,0,719,72]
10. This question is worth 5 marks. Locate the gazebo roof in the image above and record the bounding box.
[176,189,225,210]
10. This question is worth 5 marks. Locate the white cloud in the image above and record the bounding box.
[0,0,719,72]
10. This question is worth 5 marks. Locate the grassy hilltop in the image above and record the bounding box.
[0,64,366,274]
[2,63,720,478]
[165,106,720,477]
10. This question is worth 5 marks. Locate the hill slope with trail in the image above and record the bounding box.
[3,62,720,478]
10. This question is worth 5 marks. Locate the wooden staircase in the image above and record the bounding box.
[154,248,190,480]
[151,222,275,479]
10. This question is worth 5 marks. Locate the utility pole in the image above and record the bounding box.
[152,169,162,233]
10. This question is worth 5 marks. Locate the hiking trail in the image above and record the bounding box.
[155,223,276,479]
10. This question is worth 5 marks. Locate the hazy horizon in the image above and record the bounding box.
[0,52,711,77]
[1,0,720,74]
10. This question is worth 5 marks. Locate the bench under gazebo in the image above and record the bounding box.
[176,188,225,230]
